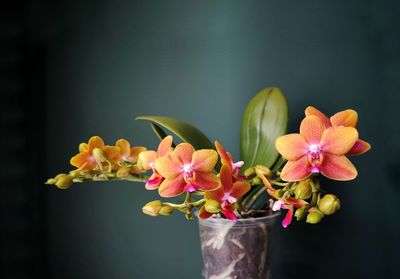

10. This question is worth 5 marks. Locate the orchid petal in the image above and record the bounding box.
[305,106,331,128]
[158,174,186,197]
[192,149,218,172]
[282,206,294,228]
[157,135,173,156]
[347,139,371,156]
[280,155,311,182]
[154,153,182,179]
[88,136,105,153]
[221,206,237,221]
[174,143,195,165]
[193,172,220,191]
[275,134,308,160]
[198,205,214,219]
[145,174,163,190]
[70,152,91,168]
[79,143,88,152]
[139,151,158,170]
[230,181,251,199]
[219,164,233,192]
[272,200,284,211]
[130,146,147,162]
[300,116,326,144]
[320,154,358,181]
[204,187,224,201]
[283,197,307,208]
[116,139,131,157]
[215,141,232,165]
[330,109,358,127]
[321,127,358,155]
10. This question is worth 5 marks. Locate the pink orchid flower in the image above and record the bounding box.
[198,164,251,221]
[275,115,359,182]
[138,136,173,190]
[305,106,371,156]
[272,197,306,228]
[215,141,244,179]
[154,143,220,197]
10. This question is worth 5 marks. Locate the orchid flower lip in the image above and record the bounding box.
[222,193,237,204]
[272,200,284,211]
[308,144,321,153]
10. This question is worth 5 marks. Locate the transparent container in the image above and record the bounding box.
[198,213,280,279]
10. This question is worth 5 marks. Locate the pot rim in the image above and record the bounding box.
[197,211,281,228]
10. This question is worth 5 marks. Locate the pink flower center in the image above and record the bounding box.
[222,193,237,204]
[182,164,194,179]
[307,144,323,170]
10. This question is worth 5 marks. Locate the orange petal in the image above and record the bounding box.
[79,143,88,152]
[193,172,220,191]
[300,116,326,144]
[130,146,147,162]
[198,205,214,219]
[157,135,173,156]
[320,154,357,181]
[103,146,121,162]
[139,150,158,170]
[321,127,358,155]
[174,143,195,165]
[192,149,218,172]
[215,141,232,165]
[275,134,308,160]
[347,139,371,156]
[205,187,224,201]
[280,156,311,182]
[154,153,182,179]
[158,174,186,197]
[305,106,331,128]
[116,139,131,157]
[219,164,233,192]
[330,109,358,127]
[70,152,90,168]
[88,136,105,153]
[230,181,251,199]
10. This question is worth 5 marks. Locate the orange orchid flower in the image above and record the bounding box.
[104,139,146,174]
[198,164,250,221]
[154,143,220,197]
[271,197,306,228]
[275,115,359,182]
[305,106,371,155]
[215,141,244,179]
[70,136,118,171]
[138,136,173,190]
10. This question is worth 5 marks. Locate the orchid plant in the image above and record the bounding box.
[46,87,370,228]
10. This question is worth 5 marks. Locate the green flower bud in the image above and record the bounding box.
[244,167,256,178]
[306,211,324,224]
[55,174,73,189]
[142,200,162,217]
[46,178,56,185]
[255,165,272,178]
[159,206,174,216]
[294,206,308,221]
[205,199,220,214]
[318,194,341,215]
[294,179,312,200]
[251,177,262,186]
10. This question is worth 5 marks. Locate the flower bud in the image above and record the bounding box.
[306,211,324,224]
[117,166,131,177]
[142,200,162,217]
[255,165,272,178]
[46,178,56,185]
[55,174,73,189]
[251,177,262,186]
[205,199,220,214]
[93,147,107,163]
[294,206,308,221]
[159,206,174,216]
[294,179,312,200]
[318,194,341,215]
[244,167,256,178]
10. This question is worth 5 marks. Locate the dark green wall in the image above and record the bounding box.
[44,1,399,278]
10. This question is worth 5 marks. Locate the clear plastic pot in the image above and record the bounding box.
[198,213,280,279]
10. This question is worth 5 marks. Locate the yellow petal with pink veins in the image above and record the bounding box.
[320,154,358,181]
[158,174,186,197]
[192,149,218,172]
[300,116,326,144]
[230,181,251,199]
[154,153,182,179]
[347,139,371,156]
[70,152,90,168]
[130,146,147,162]
[275,134,308,160]
[88,136,105,153]
[116,139,131,157]
[174,143,195,165]
[193,172,220,191]
[157,136,173,156]
[280,155,311,182]
[305,106,332,128]
[219,164,233,192]
[138,150,158,170]
[321,127,358,155]
[330,109,358,127]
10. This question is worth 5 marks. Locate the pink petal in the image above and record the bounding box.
[221,207,237,221]
[145,174,163,190]
[282,206,294,228]
[158,174,186,197]
[320,126,358,155]
[280,155,311,182]
[320,154,358,181]
[193,172,220,192]
[347,139,371,156]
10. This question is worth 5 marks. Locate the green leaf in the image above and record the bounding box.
[135,116,215,151]
[240,87,288,170]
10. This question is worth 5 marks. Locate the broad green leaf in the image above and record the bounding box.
[136,116,215,151]
[240,87,288,170]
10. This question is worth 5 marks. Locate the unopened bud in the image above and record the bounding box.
[159,206,174,216]
[205,199,220,214]
[117,166,131,177]
[294,206,308,221]
[255,165,272,178]
[294,179,312,199]
[306,209,324,224]
[318,194,341,215]
[251,177,262,186]
[93,147,107,163]
[142,200,162,217]
[46,178,56,184]
[244,167,256,178]
[55,174,73,189]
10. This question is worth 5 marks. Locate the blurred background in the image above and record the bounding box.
[1,0,399,278]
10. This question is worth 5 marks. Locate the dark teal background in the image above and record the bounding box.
[6,0,397,278]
